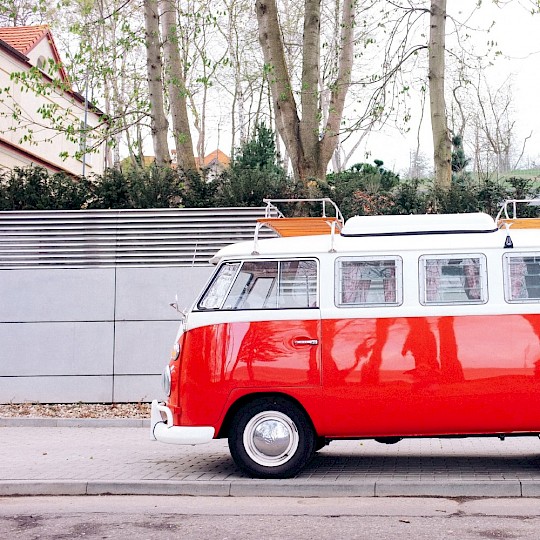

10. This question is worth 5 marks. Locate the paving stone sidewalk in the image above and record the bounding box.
[1,422,540,498]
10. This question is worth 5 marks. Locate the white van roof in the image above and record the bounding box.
[210,210,540,264]
[340,212,497,236]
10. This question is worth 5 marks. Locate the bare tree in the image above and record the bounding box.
[160,0,196,171]
[468,74,532,176]
[255,0,355,183]
[0,0,51,26]
[428,0,451,189]
[143,0,171,166]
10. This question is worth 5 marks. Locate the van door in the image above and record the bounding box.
[320,255,421,438]
[187,259,322,426]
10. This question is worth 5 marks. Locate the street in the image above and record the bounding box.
[1,496,539,539]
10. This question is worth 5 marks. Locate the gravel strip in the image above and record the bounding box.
[0,403,150,419]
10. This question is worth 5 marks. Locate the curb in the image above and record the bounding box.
[0,417,147,428]
[1,479,538,498]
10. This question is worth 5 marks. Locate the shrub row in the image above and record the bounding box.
[1,164,539,219]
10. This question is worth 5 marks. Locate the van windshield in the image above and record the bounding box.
[198,259,318,310]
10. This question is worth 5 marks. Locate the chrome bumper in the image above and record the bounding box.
[150,400,215,445]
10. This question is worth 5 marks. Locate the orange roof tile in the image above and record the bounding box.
[193,149,230,168]
[0,25,69,85]
[202,149,230,167]
[0,25,49,55]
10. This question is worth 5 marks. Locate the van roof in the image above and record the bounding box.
[211,212,539,264]
[340,212,497,237]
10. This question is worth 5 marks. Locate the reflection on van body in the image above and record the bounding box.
[150,199,540,478]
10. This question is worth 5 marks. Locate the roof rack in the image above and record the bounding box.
[496,198,540,229]
[252,198,344,254]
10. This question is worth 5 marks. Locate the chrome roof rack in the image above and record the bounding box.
[496,198,540,229]
[252,198,344,254]
[262,198,344,223]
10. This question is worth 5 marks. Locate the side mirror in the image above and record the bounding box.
[169,294,187,319]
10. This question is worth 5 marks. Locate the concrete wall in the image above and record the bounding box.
[0,265,214,403]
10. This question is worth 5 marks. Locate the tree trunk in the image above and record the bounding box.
[160,0,196,172]
[143,0,171,167]
[299,0,321,179]
[255,0,355,184]
[429,0,451,189]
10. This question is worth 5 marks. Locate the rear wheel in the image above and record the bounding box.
[228,397,316,478]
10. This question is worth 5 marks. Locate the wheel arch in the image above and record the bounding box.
[216,391,317,439]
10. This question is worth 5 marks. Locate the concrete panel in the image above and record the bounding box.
[115,266,213,320]
[521,481,540,496]
[0,375,113,403]
[0,268,115,322]
[112,374,162,403]
[0,481,88,496]
[0,322,114,376]
[114,320,180,375]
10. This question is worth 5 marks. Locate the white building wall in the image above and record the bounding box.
[0,42,105,176]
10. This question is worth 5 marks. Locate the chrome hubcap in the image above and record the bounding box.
[243,411,299,467]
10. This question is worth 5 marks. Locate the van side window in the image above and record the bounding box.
[503,253,540,302]
[335,257,402,307]
[279,260,318,308]
[198,262,240,309]
[198,259,318,310]
[419,254,487,305]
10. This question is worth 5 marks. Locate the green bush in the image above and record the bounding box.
[216,123,296,207]
[318,161,400,218]
[0,167,90,210]
[89,166,184,209]
[1,158,537,217]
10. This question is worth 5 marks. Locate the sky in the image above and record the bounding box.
[359,1,540,175]
[190,2,540,177]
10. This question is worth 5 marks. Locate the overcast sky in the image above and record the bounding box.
[361,1,540,175]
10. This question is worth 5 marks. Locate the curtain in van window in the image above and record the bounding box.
[422,256,485,304]
[425,259,444,302]
[340,259,397,305]
[462,258,481,300]
[382,265,396,303]
[341,262,373,303]
[508,257,528,299]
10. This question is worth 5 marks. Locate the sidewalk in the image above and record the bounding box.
[1,418,540,498]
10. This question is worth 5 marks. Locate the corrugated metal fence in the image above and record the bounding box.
[0,206,278,268]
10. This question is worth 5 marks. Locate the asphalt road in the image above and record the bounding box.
[1,496,540,540]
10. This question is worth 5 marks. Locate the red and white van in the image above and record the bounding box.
[151,198,540,478]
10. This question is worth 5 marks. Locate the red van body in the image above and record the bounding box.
[151,200,540,478]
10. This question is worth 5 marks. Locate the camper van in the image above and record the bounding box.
[151,198,540,478]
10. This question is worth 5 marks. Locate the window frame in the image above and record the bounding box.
[196,258,319,311]
[503,252,540,303]
[197,261,242,310]
[334,255,403,308]
[418,253,488,306]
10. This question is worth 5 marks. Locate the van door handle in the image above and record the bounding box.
[293,339,319,346]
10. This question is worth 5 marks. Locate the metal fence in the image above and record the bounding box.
[0,206,277,268]
[0,207,277,403]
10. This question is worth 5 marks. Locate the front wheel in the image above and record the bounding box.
[228,397,316,478]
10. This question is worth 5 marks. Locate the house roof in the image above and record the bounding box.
[171,149,230,169]
[0,25,49,54]
[0,25,69,84]
[196,149,230,168]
